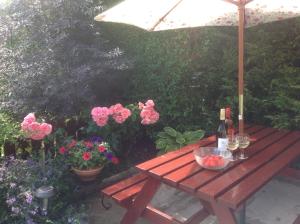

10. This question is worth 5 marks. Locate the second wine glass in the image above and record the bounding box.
[227,134,239,161]
[237,133,250,160]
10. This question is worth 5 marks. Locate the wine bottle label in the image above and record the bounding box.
[218,138,228,151]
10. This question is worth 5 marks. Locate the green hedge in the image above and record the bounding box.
[99,17,300,132]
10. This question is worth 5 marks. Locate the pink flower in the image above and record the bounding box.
[109,103,132,124]
[109,103,123,114]
[21,113,36,131]
[141,109,159,125]
[98,145,106,152]
[145,100,155,107]
[111,157,119,165]
[27,122,40,132]
[23,113,36,124]
[21,113,52,140]
[84,141,93,148]
[59,147,67,154]
[67,140,77,149]
[91,107,111,127]
[82,152,91,161]
[21,121,30,130]
[30,133,45,141]
[139,100,159,125]
[40,123,52,135]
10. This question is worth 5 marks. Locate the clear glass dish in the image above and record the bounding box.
[193,147,231,170]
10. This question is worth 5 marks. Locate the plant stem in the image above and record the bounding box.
[41,140,45,177]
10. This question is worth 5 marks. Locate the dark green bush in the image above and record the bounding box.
[100,18,300,132]
[0,0,132,117]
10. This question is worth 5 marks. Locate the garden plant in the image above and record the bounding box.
[0,0,299,223]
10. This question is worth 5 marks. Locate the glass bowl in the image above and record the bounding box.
[193,147,231,170]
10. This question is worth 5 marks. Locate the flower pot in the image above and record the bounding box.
[72,166,103,182]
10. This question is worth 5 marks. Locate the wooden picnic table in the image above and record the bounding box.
[103,124,300,224]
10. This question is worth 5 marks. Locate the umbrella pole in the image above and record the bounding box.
[238,1,245,134]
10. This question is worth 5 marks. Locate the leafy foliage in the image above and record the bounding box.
[0,156,85,223]
[100,25,240,132]
[0,111,21,152]
[58,139,116,170]
[245,19,300,129]
[156,127,205,154]
[83,102,157,157]
[0,0,132,117]
[101,18,300,132]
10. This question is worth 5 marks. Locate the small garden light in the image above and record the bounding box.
[35,185,54,216]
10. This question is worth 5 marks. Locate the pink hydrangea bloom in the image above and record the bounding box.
[91,107,111,127]
[24,113,36,123]
[145,100,155,107]
[21,113,52,140]
[139,100,159,125]
[109,103,131,124]
[30,132,46,141]
[140,108,159,125]
[40,123,52,135]
[21,113,36,130]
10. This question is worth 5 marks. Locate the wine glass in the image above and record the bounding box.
[237,133,250,160]
[227,134,239,161]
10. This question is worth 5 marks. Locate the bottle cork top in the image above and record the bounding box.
[220,108,225,120]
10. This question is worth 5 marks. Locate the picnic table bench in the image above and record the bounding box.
[102,124,300,224]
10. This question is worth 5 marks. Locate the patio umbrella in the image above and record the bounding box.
[94,0,300,133]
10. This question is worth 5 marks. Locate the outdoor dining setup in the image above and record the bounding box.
[95,0,300,224]
[102,124,300,224]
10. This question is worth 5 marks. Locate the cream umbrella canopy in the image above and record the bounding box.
[95,0,300,133]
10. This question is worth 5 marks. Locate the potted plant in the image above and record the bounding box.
[58,138,119,182]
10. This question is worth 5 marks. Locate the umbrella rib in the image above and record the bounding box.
[222,0,253,6]
[149,0,185,31]
[245,0,254,4]
[222,0,239,6]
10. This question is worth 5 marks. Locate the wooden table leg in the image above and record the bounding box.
[121,177,161,224]
[199,199,214,215]
[236,204,246,224]
[211,201,238,224]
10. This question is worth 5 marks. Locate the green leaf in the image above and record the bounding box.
[183,130,205,144]
[165,144,178,151]
[175,134,185,145]
[157,132,170,139]
[163,127,178,137]
[155,139,167,150]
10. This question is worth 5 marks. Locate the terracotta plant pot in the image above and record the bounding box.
[72,166,103,182]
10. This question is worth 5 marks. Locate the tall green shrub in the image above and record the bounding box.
[0,0,132,117]
[100,18,300,132]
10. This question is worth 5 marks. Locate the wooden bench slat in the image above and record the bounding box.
[136,125,261,172]
[112,180,147,204]
[218,138,300,209]
[142,205,182,224]
[102,173,147,197]
[198,130,294,200]
[178,127,277,192]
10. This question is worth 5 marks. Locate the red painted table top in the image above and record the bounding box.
[136,125,300,209]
